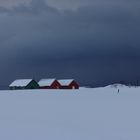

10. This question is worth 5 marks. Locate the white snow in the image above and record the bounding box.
[38,79,56,86]
[58,79,74,85]
[106,83,127,88]
[0,86,140,140]
[9,79,33,87]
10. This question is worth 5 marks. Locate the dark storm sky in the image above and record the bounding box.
[0,0,140,87]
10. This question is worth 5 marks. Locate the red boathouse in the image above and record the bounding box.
[58,79,79,89]
[38,79,61,89]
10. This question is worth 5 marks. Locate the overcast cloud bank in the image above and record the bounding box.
[0,0,140,87]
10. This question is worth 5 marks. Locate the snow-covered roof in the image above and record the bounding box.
[38,79,56,87]
[9,79,33,87]
[58,79,74,86]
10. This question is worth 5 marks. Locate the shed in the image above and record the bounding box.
[58,79,79,89]
[9,79,39,90]
[38,79,61,89]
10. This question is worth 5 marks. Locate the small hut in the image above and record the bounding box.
[58,79,79,89]
[38,79,61,89]
[9,79,39,90]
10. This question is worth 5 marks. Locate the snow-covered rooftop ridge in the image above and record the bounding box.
[38,79,56,86]
[9,79,33,87]
[58,79,74,85]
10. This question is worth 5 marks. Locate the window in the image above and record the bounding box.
[72,86,75,89]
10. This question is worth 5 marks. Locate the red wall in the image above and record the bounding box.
[40,80,61,89]
[39,80,79,89]
[60,81,79,89]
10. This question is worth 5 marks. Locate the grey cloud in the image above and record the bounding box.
[0,0,31,8]
[47,0,140,10]
[0,0,140,87]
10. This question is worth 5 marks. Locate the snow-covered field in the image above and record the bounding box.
[0,86,140,140]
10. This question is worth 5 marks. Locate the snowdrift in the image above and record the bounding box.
[0,86,140,140]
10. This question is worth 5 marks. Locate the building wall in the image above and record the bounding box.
[25,80,39,89]
[39,80,61,89]
[51,81,61,89]
[70,81,79,89]
[60,81,79,89]
[9,86,25,90]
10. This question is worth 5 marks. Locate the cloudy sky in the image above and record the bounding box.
[0,0,140,88]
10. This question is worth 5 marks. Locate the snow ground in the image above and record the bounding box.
[0,86,140,140]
